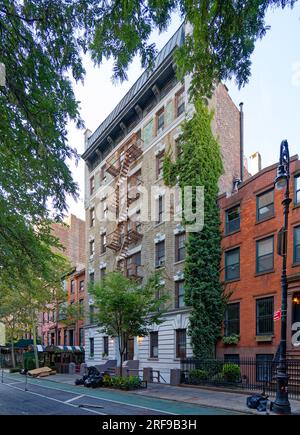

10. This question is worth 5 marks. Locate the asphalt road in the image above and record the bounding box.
[0,373,241,415]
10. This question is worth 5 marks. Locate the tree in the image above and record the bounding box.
[0,1,295,283]
[0,250,72,368]
[90,272,167,376]
[163,99,227,358]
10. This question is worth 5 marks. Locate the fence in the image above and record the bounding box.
[180,357,300,400]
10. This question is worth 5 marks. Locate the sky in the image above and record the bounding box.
[66,4,300,220]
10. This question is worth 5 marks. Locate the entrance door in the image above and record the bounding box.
[125,338,134,361]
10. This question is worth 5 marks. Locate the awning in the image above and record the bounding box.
[36,345,46,352]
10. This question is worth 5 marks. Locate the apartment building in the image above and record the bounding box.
[40,214,86,347]
[217,155,300,364]
[82,23,242,381]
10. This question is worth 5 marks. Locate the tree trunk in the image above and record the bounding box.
[11,339,16,369]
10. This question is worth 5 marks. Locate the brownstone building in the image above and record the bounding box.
[217,155,300,363]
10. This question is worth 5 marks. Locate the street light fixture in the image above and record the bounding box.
[272,139,292,415]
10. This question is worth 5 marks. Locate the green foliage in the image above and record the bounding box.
[103,373,112,387]
[222,363,241,383]
[110,375,141,390]
[163,99,226,359]
[222,335,240,345]
[9,367,21,373]
[188,369,209,383]
[90,271,167,372]
[24,357,36,371]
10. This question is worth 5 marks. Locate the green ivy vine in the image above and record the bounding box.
[163,99,227,359]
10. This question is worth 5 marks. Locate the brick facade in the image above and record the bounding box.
[217,155,300,360]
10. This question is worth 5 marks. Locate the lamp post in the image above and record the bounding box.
[273,140,292,415]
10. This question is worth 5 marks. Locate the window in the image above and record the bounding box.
[70,279,75,294]
[156,108,164,134]
[100,166,107,184]
[89,272,95,283]
[103,336,109,356]
[175,232,186,262]
[69,330,74,346]
[79,328,84,346]
[89,337,94,358]
[90,207,95,227]
[256,297,274,335]
[156,151,164,179]
[294,226,300,264]
[155,241,165,268]
[294,175,300,205]
[256,354,274,382]
[225,205,240,234]
[89,239,95,257]
[257,190,274,222]
[79,280,84,292]
[90,176,95,195]
[176,87,185,117]
[100,267,106,279]
[156,195,164,224]
[225,248,240,281]
[127,252,141,277]
[79,299,84,316]
[89,305,95,324]
[256,236,274,273]
[103,201,108,220]
[224,303,240,336]
[175,281,185,309]
[224,354,240,365]
[176,329,186,359]
[101,232,106,254]
[150,332,158,358]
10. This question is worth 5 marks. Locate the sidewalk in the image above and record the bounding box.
[131,383,300,415]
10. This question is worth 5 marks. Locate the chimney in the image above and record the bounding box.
[248,152,262,176]
[239,102,244,182]
[84,129,92,151]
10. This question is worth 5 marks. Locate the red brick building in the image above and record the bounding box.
[217,155,300,363]
[40,214,86,347]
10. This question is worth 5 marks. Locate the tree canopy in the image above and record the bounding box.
[0,0,296,283]
[90,271,166,373]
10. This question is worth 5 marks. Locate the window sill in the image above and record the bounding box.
[256,335,273,342]
[147,358,159,361]
[174,260,185,266]
[292,203,300,210]
[292,262,300,268]
[224,277,240,284]
[255,215,275,225]
[224,229,241,238]
[255,269,275,277]
[154,222,164,229]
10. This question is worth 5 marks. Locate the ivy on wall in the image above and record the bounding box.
[163,99,226,358]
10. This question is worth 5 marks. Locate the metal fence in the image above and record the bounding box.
[180,357,300,400]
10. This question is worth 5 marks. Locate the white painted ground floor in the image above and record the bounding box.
[84,309,192,383]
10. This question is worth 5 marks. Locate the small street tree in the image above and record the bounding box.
[90,272,167,376]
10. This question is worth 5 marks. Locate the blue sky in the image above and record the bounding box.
[66,4,300,219]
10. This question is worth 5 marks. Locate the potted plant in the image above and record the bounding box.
[222,334,240,345]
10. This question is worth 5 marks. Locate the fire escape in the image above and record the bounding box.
[106,133,143,279]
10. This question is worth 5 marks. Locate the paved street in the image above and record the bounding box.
[0,374,242,415]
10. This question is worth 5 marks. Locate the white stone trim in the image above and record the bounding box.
[126,245,142,257]
[154,143,166,156]
[173,271,184,281]
[173,224,185,235]
[154,233,165,243]
[99,262,107,269]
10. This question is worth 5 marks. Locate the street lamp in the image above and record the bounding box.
[273,140,292,415]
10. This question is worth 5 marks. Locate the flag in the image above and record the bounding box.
[274,309,281,321]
